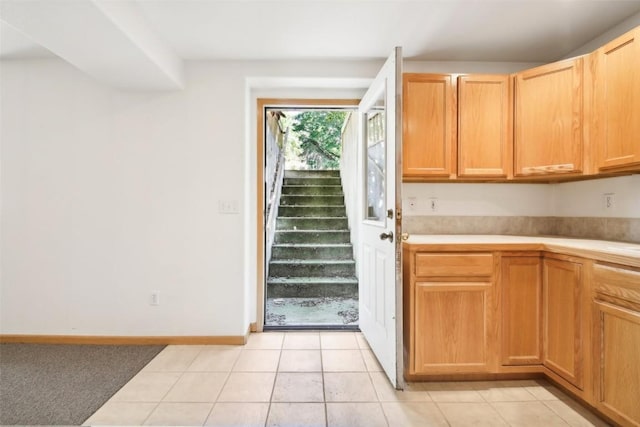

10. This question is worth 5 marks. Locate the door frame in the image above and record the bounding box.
[255,98,360,332]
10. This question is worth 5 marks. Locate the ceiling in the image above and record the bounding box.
[2,0,640,89]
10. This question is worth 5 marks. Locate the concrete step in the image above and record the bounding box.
[276,217,348,230]
[277,205,346,217]
[269,259,356,278]
[280,194,344,206]
[281,185,343,195]
[284,170,340,178]
[284,177,341,186]
[267,277,358,298]
[267,168,358,313]
[274,230,351,244]
[271,243,353,260]
[265,296,358,325]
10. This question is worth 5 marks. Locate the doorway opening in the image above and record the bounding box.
[261,102,360,329]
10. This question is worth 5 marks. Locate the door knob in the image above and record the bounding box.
[380,231,394,242]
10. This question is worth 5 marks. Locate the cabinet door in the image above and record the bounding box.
[543,258,583,388]
[414,282,496,374]
[403,74,456,179]
[501,256,542,365]
[594,27,640,171]
[514,58,583,177]
[458,74,513,178]
[593,301,640,427]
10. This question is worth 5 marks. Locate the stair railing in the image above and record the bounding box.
[264,112,287,276]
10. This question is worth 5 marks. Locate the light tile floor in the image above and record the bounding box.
[83,331,610,426]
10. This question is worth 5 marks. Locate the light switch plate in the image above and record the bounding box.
[218,200,239,214]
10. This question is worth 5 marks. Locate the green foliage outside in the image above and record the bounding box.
[284,110,348,170]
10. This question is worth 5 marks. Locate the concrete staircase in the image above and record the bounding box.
[267,170,358,301]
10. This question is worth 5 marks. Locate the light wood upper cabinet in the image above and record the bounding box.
[543,257,584,389]
[501,255,542,366]
[593,27,640,171]
[514,58,584,177]
[403,74,456,179]
[458,74,513,178]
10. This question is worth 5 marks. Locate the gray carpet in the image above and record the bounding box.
[0,343,165,426]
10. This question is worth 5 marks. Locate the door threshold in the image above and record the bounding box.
[263,325,360,332]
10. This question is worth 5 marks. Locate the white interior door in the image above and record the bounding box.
[358,48,403,388]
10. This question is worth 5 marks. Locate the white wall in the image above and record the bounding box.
[405,61,540,74]
[404,176,640,219]
[565,10,640,58]
[403,183,551,217]
[0,57,381,336]
[553,175,640,218]
[2,52,636,336]
[1,59,247,335]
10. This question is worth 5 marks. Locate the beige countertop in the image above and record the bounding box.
[403,235,640,268]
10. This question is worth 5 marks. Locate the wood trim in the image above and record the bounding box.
[582,53,596,176]
[405,371,545,382]
[0,335,247,345]
[255,98,360,332]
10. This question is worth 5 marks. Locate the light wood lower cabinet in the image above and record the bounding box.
[414,281,496,374]
[501,255,542,366]
[403,250,497,376]
[543,257,584,389]
[593,263,640,427]
[404,245,638,425]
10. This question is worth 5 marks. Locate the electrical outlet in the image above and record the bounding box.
[429,197,439,212]
[150,291,160,306]
[603,193,615,211]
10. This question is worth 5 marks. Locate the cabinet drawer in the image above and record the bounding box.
[593,263,640,306]
[415,253,493,277]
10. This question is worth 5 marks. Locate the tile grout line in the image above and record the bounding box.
[139,370,185,425]
[168,346,209,424]
[320,332,329,427]
[201,341,246,425]
[118,345,205,426]
[360,332,393,427]
[264,334,285,426]
[200,370,232,426]
[540,399,593,427]
[366,370,392,427]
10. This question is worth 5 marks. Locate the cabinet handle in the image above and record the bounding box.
[522,164,575,174]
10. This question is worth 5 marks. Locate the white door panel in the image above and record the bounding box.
[358,47,403,388]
